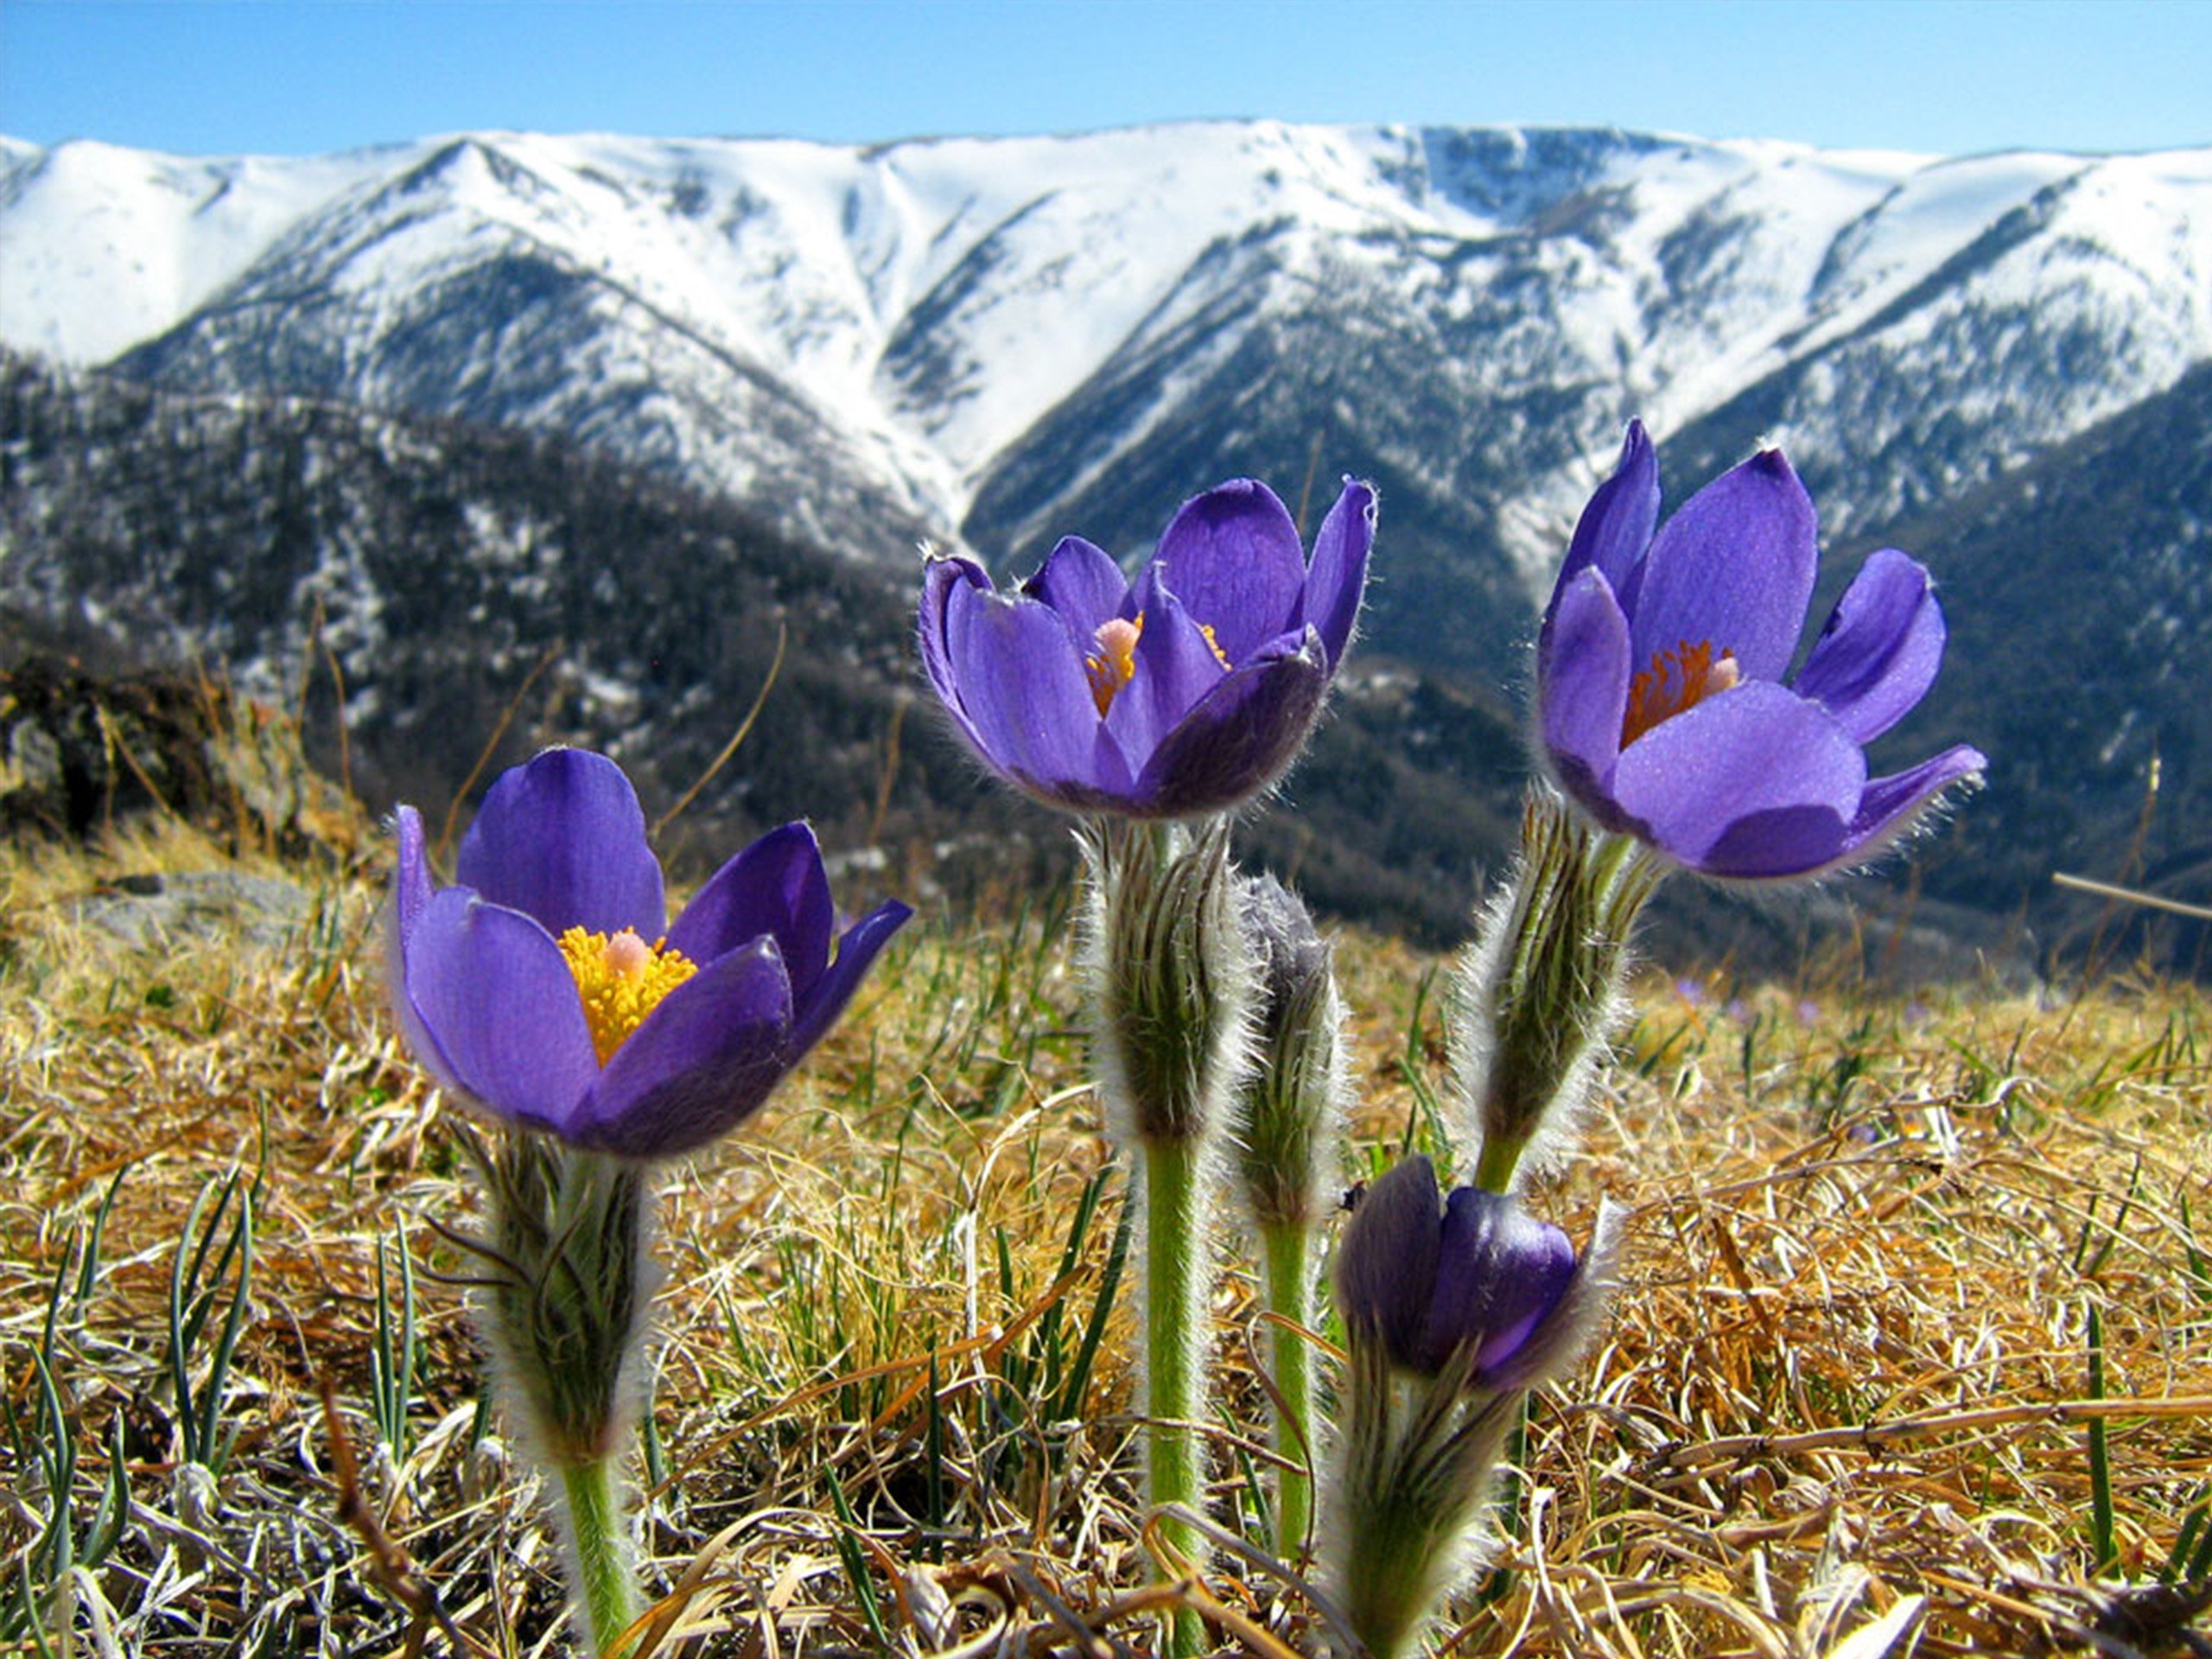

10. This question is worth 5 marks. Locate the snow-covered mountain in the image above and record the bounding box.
[8,118,2212,963]
[6,122,2209,666]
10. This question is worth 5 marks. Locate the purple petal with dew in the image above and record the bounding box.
[578,938,795,1158]
[455,748,666,941]
[1335,1156,1444,1373]
[1539,567,1634,799]
[1148,478,1308,665]
[1133,632,1327,817]
[401,887,601,1140]
[943,577,1116,801]
[1837,743,1988,864]
[1303,478,1376,669]
[787,898,914,1058]
[1105,569,1232,767]
[1420,1187,1578,1376]
[668,822,834,1002]
[1627,448,1818,685]
[1553,420,1661,613]
[1020,536,1128,636]
[918,556,995,747]
[1791,549,1948,745]
[1610,683,1866,871]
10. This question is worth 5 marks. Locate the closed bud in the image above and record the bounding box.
[1333,1156,1613,1394]
[1234,874,1346,1230]
[1323,1156,1623,1659]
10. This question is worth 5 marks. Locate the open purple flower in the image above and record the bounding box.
[1334,1156,1597,1392]
[1538,423,1985,880]
[918,477,1375,817]
[391,748,911,1160]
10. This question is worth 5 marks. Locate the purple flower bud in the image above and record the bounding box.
[391,748,911,1159]
[1334,1156,1593,1391]
[918,478,1375,818]
[1537,423,1984,880]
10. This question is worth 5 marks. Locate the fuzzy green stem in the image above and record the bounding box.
[1259,1217,1316,1560]
[1143,1135,1208,1658]
[556,1454,639,1656]
[1472,1132,1523,1195]
[1340,1493,1453,1659]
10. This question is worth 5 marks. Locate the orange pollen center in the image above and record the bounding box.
[556,925,698,1065]
[1085,615,1144,716]
[1082,613,1234,718]
[1622,639,1740,747]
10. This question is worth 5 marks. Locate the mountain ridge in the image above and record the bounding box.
[7,123,2206,585]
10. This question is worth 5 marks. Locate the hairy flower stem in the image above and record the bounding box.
[462,1131,656,1650]
[1458,789,1663,1192]
[1143,1135,1208,1655]
[1326,1339,1516,1659]
[1259,1217,1316,1559]
[1082,817,1254,1659]
[1471,1130,1526,1197]
[557,1455,639,1654]
[1338,1496,1455,1659]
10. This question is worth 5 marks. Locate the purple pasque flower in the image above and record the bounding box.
[1538,423,1986,880]
[1334,1156,1590,1391]
[391,747,911,1160]
[918,477,1375,818]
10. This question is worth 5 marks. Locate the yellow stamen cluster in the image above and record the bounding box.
[1082,612,1237,718]
[1085,614,1145,716]
[556,925,698,1065]
[1623,639,1741,747]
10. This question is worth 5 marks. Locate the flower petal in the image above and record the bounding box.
[1131,631,1328,817]
[1302,478,1376,668]
[454,748,666,939]
[787,898,914,1058]
[1790,549,1948,744]
[1609,682,1866,874]
[667,823,834,1002]
[1539,567,1633,810]
[1478,1198,1627,1393]
[394,804,435,947]
[577,938,795,1158]
[1627,448,1817,685]
[1552,420,1660,611]
[1148,478,1307,665]
[1020,536,1128,635]
[1105,567,1232,767]
[943,576,1125,802]
[1335,1156,1443,1372]
[1837,744,1987,866]
[1420,1187,1579,1376]
[918,555,995,752]
[400,887,601,1138]
[389,805,458,1089]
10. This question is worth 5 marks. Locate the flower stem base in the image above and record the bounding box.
[1259,1217,1315,1562]
[1143,1135,1209,1658]
[556,1454,639,1655]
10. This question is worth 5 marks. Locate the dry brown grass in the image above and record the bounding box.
[2,809,2208,1657]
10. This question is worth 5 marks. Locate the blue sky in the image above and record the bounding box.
[3,0,2208,159]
